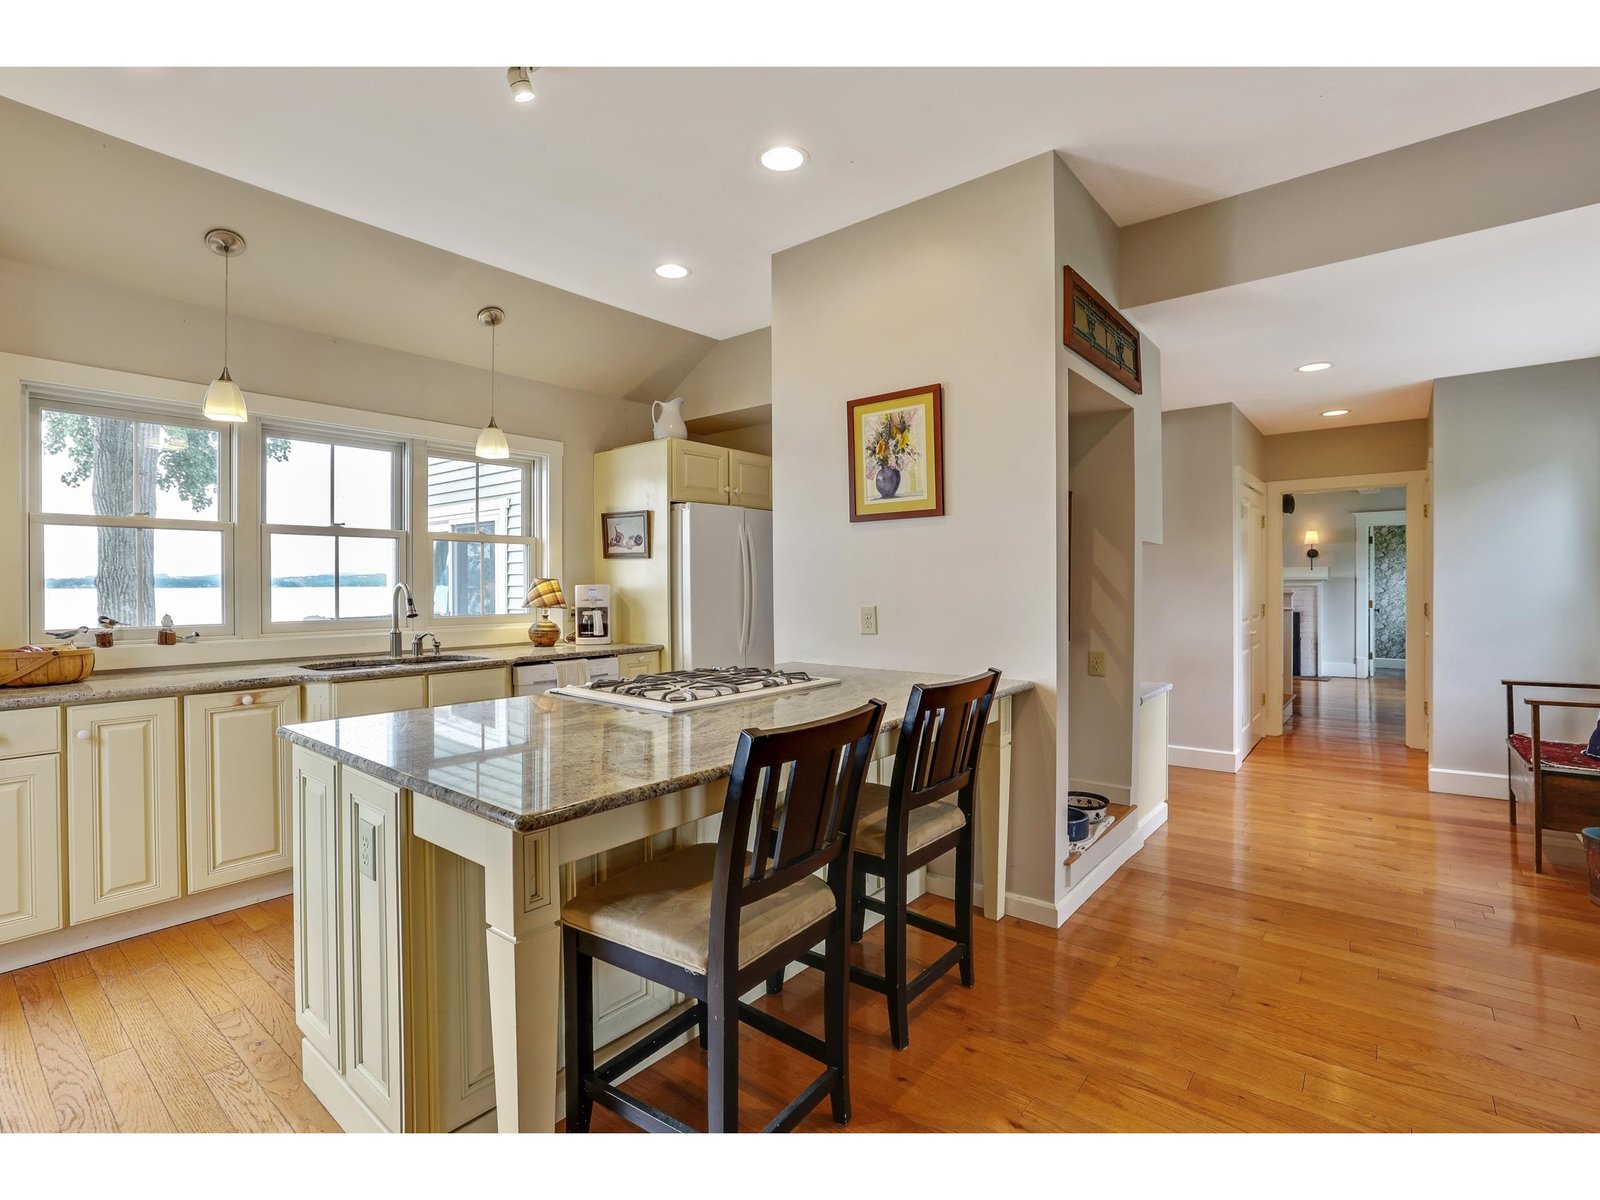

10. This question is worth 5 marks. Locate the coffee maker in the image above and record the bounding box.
[572,584,613,646]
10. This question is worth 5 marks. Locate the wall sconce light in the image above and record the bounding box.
[1303,530,1321,568]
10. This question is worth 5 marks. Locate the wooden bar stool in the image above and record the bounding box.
[781,670,999,1049]
[562,699,885,1133]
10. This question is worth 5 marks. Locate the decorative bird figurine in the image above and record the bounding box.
[98,615,122,630]
[46,626,90,643]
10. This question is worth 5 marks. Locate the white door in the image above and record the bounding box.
[1238,486,1267,757]
[742,507,775,668]
[674,503,746,669]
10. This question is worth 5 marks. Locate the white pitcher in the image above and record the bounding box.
[651,396,689,440]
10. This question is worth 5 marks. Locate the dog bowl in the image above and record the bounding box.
[1067,806,1091,843]
[1067,790,1110,824]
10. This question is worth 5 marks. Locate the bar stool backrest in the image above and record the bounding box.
[711,700,886,957]
[887,669,1001,818]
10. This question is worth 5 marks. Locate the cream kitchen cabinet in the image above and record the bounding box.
[615,650,661,679]
[668,438,732,504]
[728,449,773,510]
[184,686,301,893]
[0,753,63,946]
[302,673,430,722]
[427,666,511,708]
[65,696,181,923]
[292,748,343,1075]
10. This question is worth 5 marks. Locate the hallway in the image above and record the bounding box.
[1287,675,1407,747]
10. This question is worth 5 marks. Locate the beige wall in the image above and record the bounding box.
[1141,404,1238,760]
[0,254,651,644]
[694,424,772,455]
[1431,356,1600,794]
[1120,90,1600,308]
[667,326,772,425]
[1233,407,1266,482]
[771,154,1063,908]
[1263,418,1430,481]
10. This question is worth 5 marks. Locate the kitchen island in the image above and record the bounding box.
[278,663,1031,1133]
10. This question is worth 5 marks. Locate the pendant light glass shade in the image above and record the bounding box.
[476,305,509,460]
[203,368,248,422]
[475,416,510,459]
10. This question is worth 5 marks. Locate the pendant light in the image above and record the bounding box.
[202,228,249,423]
[475,305,510,460]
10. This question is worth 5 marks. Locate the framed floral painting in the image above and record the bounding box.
[846,384,945,522]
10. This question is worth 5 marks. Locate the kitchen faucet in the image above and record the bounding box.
[390,583,417,658]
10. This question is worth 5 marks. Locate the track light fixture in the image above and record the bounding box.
[507,67,538,103]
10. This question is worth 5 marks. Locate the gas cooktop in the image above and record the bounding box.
[552,667,838,714]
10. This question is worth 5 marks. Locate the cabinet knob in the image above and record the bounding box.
[76,729,90,741]
[239,694,255,706]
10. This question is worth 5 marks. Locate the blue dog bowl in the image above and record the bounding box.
[1067,806,1091,843]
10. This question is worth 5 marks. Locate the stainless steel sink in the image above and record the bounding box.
[298,654,487,672]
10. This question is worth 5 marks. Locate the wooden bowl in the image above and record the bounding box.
[0,646,96,688]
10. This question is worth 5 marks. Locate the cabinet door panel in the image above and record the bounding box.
[342,768,405,1131]
[185,688,300,892]
[729,450,772,510]
[668,440,730,504]
[331,675,429,719]
[616,651,660,680]
[427,667,511,708]
[292,749,343,1070]
[66,698,180,922]
[0,754,63,945]
[419,845,496,1132]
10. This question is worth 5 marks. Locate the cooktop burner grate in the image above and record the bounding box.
[586,667,817,704]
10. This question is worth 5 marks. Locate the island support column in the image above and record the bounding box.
[412,795,561,1133]
[978,695,1013,920]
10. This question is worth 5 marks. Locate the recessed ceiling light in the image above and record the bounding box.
[1297,361,1333,373]
[1322,409,1350,418]
[760,145,808,172]
[507,66,537,103]
[654,263,690,280]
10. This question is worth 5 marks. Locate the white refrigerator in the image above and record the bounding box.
[672,503,774,670]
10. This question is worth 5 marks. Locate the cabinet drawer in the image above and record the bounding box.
[0,708,61,760]
[616,651,660,680]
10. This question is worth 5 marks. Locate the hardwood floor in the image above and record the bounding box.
[0,896,338,1133]
[4,679,1597,1132]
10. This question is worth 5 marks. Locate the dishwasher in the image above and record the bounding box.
[513,655,621,697]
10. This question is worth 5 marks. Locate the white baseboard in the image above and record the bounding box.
[1321,661,1357,678]
[1428,767,1508,799]
[1374,657,1405,670]
[1168,744,1239,773]
[0,872,293,974]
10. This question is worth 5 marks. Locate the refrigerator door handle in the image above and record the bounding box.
[738,521,752,659]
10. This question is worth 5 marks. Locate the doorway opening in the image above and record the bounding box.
[1278,484,1411,744]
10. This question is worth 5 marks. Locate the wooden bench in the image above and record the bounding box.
[1503,679,1600,872]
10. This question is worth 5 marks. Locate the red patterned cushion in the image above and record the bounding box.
[1508,734,1600,775]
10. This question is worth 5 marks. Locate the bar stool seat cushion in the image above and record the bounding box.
[852,781,966,858]
[562,844,834,975]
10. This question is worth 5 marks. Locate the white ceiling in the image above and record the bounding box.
[1128,201,1600,435]
[1,66,1597,340]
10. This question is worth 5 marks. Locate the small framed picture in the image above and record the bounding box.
[601,509,651,558]
[847,384,945,522]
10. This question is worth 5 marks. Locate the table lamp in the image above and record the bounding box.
[525,578,566,646]
[1303,530,1321,568]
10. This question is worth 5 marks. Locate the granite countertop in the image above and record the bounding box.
[0,642,664,712]
[279,663,1035,833]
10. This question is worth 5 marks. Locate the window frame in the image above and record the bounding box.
[415,449,541,626]
[258,421,410,633]
[27,390,237,643]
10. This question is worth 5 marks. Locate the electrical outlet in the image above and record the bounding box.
[859,606,878,636]
[359,820,377,881]
[1087,650,1107,677]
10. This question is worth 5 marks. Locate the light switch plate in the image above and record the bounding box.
[859,606,878,636]
[1087,650,1107,677]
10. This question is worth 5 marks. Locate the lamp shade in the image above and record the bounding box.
[475,417,510,460]
[526,578,566,611]
[1302,530,1321,546]
[203,369,248,423]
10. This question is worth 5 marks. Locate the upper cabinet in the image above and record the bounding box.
[728,449,772,510]
[666,439,770,508]
[668,439,732,505]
